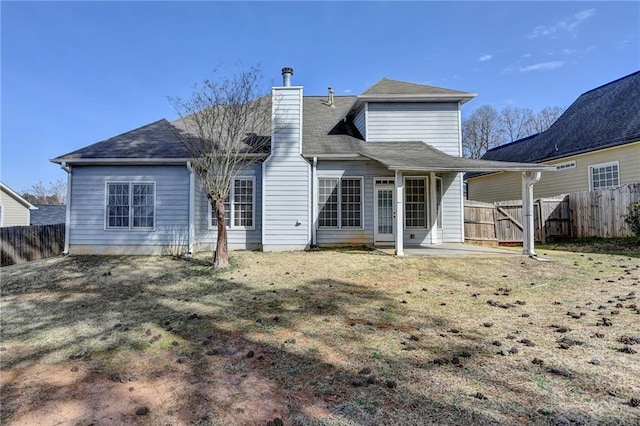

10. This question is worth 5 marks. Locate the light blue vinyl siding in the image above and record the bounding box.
[68,165,189,254]
[263,86,311,250]
[366,102,461,156]
[440,172,464,242]
[316,160,391,246]
[353,104,366,139]
[194,163,262,250]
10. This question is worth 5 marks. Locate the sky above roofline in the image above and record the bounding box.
[2,1,638,191]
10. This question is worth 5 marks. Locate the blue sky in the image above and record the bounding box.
[2,1,638,193]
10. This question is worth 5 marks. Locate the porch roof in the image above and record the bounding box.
[358,142,555,173]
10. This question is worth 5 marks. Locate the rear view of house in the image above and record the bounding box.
[52,68,550,256]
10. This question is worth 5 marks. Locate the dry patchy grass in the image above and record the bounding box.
[1,246,639,425]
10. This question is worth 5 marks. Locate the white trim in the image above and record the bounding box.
[104,181,156,231]
[0,182,37,210]
[50,156,267,166]
[373,177,395,243]
[186,161,195,254]
[395,171,404,256]
[588,160,620,191]
[311,157,318,246]
[207,177,256,231]
[429,172,437,244]
[316,176,364,230]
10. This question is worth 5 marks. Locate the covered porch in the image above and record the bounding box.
[359,142,555,257]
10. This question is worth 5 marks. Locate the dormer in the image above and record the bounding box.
[345,78,476,156]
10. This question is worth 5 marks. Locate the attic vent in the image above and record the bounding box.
[328,87,334,106]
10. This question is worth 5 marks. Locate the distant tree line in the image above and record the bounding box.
[462,105,564,159]
[21,179,66,205]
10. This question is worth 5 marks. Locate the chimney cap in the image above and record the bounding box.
[281,67,294,75]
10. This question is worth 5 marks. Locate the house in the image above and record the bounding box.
[30,204,66,225]
[0,182,37,227]
[52,68,552,256]
[467,71,640,202]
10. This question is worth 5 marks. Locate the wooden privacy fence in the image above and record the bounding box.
[465,183,640,244]
[465,197,569,245]
[570,183,640,238]
[1,223,65,266]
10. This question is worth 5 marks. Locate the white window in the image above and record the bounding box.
[318,177,362,229]
[589,161,620,190]
[106,182,155,230]
[405,178,427,228]
[209,178,255,229]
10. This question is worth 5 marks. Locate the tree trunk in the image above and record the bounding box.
[213,198,229,269]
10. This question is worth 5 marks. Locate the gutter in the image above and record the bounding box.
[60,162,72,255]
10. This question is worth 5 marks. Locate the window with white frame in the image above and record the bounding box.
[318,177,362,228]
[209,178,254,229]
[589,161,620,190]
[106,182,155,229]
[405,178,427,228]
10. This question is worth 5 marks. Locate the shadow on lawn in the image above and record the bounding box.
[0,254,626,425]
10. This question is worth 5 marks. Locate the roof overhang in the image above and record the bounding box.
[357,142,555,174]
[50,153,268,166]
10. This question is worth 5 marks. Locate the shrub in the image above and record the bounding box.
[624,202,640,237]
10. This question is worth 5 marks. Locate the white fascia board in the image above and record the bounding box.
[0,182,37,209]
[50,155,267,166]
[305,153,362,160]
[386,165,556,172]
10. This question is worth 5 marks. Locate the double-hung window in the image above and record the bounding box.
[589,161,620,190]
[405,178,427,228]
[106,182,155,230]
[209,178,255,229]
[318,177,362,228]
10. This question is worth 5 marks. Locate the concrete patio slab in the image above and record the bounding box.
[376,243,521,257]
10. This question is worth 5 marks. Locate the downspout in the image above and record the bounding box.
[60,162,72,255]
[522,171,542,257]
[186,161,195,255]
[311,157,318,248]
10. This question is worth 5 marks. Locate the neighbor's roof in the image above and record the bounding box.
[477,70,640,166]
[30,204,66,225]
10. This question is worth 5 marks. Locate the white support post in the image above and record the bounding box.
[522,171,542,256]
[187,161,195,255]
[395,171,404,256]
[429,172,437,244]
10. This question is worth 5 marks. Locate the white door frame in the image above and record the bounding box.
[374,178,395,243]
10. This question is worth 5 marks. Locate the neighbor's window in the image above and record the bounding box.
[106,182,155,229]
[589,162,619,190]
[318,177,362,229]
[209,178,254,229]
[405,178,427,228]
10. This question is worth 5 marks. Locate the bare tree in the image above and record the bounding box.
[462,105,503,158]
[22,179,66,205]
[170,66,271,269]
[532,106,564,133]
[499,106,535,143]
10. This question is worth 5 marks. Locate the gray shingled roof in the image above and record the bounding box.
[360,142,551,172]
[479,71,640,165]
[362,78,474,97]
[30,204,66,225]
[52,119,189,163]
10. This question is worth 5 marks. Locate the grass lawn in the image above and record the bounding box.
[1,244,639,425]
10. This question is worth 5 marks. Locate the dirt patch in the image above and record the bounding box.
[2,249,640,425]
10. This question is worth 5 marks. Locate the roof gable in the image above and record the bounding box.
[0,182,37,209]
[482,70,640,164]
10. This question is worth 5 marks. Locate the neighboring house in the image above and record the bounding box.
[0,182,37,227]
[52,68,551,256]
[30,204,66,225]
[467,71,640,202]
